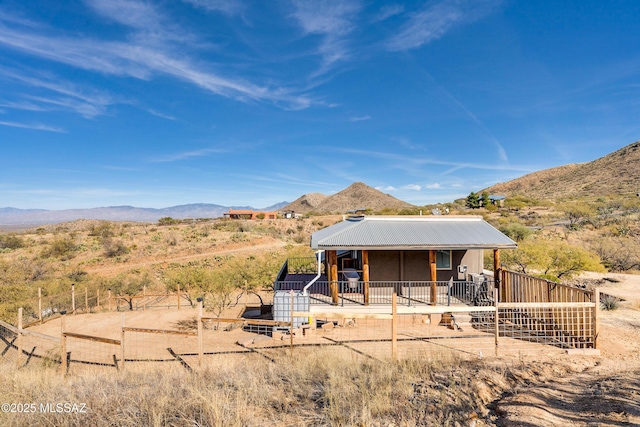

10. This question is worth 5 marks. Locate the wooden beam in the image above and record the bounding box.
[63,332,121,346]
[330,250,339,305]
[391,293,398,360]
[494,249,501,301]
[362,250,370,306]
[593,288,600,349]
[429,250,437,305]
[197,301,203,367]
[293,312,393,320]
[122,327,198,336]
[60,314,67,375]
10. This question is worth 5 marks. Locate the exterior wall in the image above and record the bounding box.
[369,251,400,281]
[368,249,484,281]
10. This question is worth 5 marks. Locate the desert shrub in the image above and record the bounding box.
[589,236,640,271]
[600,295,620,311]
[0,233,24,250]
[502,238,605,280]
[102,238,130,258]
[499,222,533,242]
[41,236,78,259]
[108,271,152,310]
[164,233,178,246]
[158,217,179,226]
[88,221,114,238]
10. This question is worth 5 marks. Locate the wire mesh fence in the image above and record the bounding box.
[1,291,597,375]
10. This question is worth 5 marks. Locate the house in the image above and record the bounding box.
[489,195,506,207]
[223,209,277,220]
[283,210,303,219]
[274,215,517,307]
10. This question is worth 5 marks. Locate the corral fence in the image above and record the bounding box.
[13,285,197,328]
[2,288,599,375]
[499,270,600,349]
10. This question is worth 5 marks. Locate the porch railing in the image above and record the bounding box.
[274,279,495,307]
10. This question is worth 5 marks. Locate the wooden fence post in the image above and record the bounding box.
[392,293,397,360]
[16,308,23,368]
[142,285,146,311]
[38,288,42,323]
[198,300,203,367]
[290,289,294,356]
[120,314,125,371]
[177,284,181,310]
[494,289,499,356]
[593,288,600,349]
[60,313,67,375]
[72,284,76,314]
[108,290,112,312]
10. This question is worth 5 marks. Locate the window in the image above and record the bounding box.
[436,250,451,270]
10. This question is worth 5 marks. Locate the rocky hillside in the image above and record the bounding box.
[284,182,413,214]
[484,141,640,200]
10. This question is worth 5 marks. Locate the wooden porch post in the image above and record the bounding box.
[429,250,437,305]
[329,251,339,305]
[362,250,370,306]
[493,249,502,302]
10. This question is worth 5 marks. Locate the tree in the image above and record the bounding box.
[466,192,480,209]
[480,191,491,208]
[163,265,214,308]
[109,272,152,310]
[501,239,604,280]
[499,223,533,242]
[558,202,594,230]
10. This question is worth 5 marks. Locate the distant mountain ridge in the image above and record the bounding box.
[0,202,289,226]
[484,141,640,200]
[284,182,413,214]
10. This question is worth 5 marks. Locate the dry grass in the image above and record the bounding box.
[0,349,517,427]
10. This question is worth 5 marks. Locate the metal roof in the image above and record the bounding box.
[311,216,517,250]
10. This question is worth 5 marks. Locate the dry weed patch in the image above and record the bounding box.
[0,349,538,427]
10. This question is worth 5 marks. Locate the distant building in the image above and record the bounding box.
[223,209,277,220]
[489,195,506,207]
[283,210,303,219]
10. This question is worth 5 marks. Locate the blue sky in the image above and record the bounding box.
[1,0,639,210]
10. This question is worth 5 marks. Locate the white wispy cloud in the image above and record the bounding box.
[0,10,312,110]
[147,109,176,120]
[372,4,404,23]
[86,0,162,31]
[425,183,442,189]
[151,147,229,163]
[338,147,529,174]
[291,0,361,73]
[386,0,500,52]
[348,115,371,122]
[0,66,116,118]
[182,0,244,16]
[376,185,397,192]
[402,184,422,191]
[0,120,65,133]
[0,100,47,112]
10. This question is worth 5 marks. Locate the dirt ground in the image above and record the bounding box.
[23,272,640,426]
[493,272,640,426]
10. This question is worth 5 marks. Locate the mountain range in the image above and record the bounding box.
[0,202,288,226]
[483,141,640,199]
[2,140,639,226]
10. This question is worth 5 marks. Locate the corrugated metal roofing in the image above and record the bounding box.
[311,216,517,250]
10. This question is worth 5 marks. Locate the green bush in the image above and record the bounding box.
[0,234,24,250]
[600,295,620,311]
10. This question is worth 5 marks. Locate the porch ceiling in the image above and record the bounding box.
[311,216,517,250]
